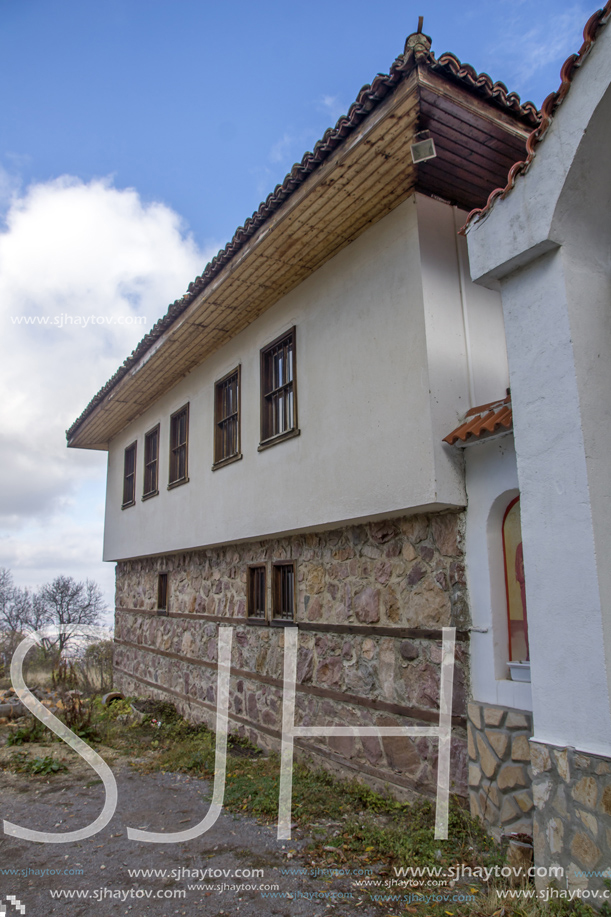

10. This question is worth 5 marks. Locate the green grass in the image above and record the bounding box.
[7,751,68,775]
[7,697,603,917]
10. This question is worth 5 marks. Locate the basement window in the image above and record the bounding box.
[169,404,189,488]
[259,328,299,450]
[157,573,168,615]
[272,562,296,623]
[122,442,137,508]
[247,565,267,622]
[213,367,242,469]
[143,424,160,499]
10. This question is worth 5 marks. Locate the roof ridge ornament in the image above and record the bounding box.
[404,16,432,63]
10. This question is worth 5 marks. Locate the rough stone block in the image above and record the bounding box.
[575,754,592,770]
[467,723,477,760]
[572,777,598,810]
[382,734,422,774]
[467,703,482,730]
[511,734,531,762]
[552,786,568,816]
[482,781,500,807]
[514,790,534,813]
[478,791,499,823]
[483,706,505,727]
[476,733,499,779]
[486,730,509,759]
[431,514,459,556]
[500,795,520,823]
[601,785,611,816]
[566,862,590,892]
[328,735,356,759]
[571,832,601,870]
[497,763,527,790]
[546,817,564,854]
[361,735,383,766]
[353,586,380,624]
[577,809,598,837]
[469,763,482,787]
[530,743,552,775]
[399,640,419,661]
[553,748,570,782]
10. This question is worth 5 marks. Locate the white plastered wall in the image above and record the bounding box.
[466,24,611,754]
[104,196,465,561]
[464,436,532,712]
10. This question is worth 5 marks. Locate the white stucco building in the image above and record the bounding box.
[460,2,611,888]
[68,11,611,889]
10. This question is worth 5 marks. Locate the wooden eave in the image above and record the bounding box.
[67,65,531,451]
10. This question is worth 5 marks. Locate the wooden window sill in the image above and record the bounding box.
[258,428,300,452]
[212,452,243,472]
[167,477,189,490]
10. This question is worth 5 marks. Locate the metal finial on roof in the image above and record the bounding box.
[418,15,424,33]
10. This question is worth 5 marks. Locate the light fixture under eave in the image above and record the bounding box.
[410,130,437,164]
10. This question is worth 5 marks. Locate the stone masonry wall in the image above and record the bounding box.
[531,742,611,896]
[468,701,534,838]
[114,513,470,800]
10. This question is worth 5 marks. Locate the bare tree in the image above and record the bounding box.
[0,569,36,663]
[35,576,107,656]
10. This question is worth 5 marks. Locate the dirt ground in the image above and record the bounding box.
[0,744,384,917]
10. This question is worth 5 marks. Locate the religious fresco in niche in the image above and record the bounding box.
[503,496,529,662]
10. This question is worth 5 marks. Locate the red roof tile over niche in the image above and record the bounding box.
[443,393,512,447]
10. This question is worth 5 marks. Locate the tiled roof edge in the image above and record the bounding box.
[443,393,512,446]
[460,2,611,235]
[66,44,539,443]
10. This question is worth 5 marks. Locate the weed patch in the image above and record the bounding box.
[7,752,68,775]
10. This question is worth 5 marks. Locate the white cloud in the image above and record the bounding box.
[318,94,346,122]
[483,4,592,95]
[269,133,298,165]
[0,174,217,602]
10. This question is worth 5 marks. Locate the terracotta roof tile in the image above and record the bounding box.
[67,38,539,443]
[461,2,611,234]
[443,393,512,447]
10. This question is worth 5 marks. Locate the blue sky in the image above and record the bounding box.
[0,0,595,617]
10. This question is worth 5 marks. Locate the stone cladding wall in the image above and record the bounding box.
[114,513,470,799]
[467,701,534,838]
[531,742,611,895]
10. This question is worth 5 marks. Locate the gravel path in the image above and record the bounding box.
[0,752,384,917]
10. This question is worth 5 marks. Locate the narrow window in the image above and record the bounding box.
[214,367,241,468]
[169,404,189,487]
[260,328,298,448]
[273,562,295,621]
[143,425,160,498]
[157,573,168,614]
[503,496,529,662]
[122,442,137,508]
[248,565,267,620]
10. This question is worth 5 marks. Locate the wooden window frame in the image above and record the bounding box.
[122,441,137,509]
[157,573,168,616]
[247,564,267,624]
[271,561,296,624]
[168,404,189,489]
[142,424,160,499]
[259,327,300,451]
[213,366,242,470]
